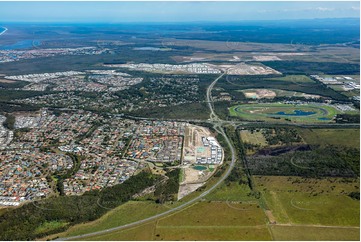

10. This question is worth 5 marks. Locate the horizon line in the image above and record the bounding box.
[1,17,360,25]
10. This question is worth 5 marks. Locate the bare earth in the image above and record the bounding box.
[178,124,221,200]
[243,89,277,99]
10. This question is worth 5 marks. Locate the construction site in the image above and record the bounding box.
[178,124,224,200]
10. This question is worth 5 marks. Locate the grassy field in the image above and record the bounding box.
[34,221,69,236]
[204,182,256,202]
[83,222,272,241]
[240,129,268,147]
[43,163,359,241]
[229,103,344,123]
[44,201,171,239]
[329,85,347,91]
[157,201,267,227]
[63,176,359,241]
[153,226,271,241]
[78,176,360,241]
[81,201,272,241]
[45,163,230,240]
[299,128,360,149]
[270,225,360,241]
[341,90,360,97]
[75,221,157,241]
[270,89,321,98]
[266,75,315,83]
[254,176,360,226]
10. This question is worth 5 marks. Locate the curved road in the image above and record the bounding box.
[206,72,225,122]
[59,72,236,241]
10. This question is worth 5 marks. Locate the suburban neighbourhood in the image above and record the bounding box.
[0,110,223,205]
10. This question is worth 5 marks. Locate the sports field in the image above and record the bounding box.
[229,103,342,123]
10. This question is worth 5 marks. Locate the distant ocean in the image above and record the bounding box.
[0,40,42,50]
[0,25,43,50]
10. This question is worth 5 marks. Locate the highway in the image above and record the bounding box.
[58,71,358,240]
[59,72,237,241]
[206,72,225,122]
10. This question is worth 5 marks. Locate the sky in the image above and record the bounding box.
[0,1,359,23]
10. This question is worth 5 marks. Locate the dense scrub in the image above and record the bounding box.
[0,90,51,102]
[335,114,360,123]
[0,101,39,113]
[261,128,302,145]
[154,169,181,203]
[2,114,15,130]
[262,61,360,75]
[130,102,210,120]
[247,146,359,178]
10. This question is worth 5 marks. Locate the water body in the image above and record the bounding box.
[318,117,331,120]
[133,47,167,51]
[275,110,317,116]
[0,40,41,50]
[193,165,207,171]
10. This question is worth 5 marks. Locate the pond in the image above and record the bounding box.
[193,165,207,171]
[274,110,316,116]
[197,147,205,153]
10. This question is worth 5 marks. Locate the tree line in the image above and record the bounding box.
[0,171,160,240]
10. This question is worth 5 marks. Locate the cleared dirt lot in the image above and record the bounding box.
[179,124,221,200]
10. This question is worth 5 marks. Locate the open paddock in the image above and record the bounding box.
[75,201,272,241]
[0,78,15,83]
[204,181,256,202]
[154,226,271,241]
[299,128,360,149]
[74,221,157,241]
[270,225,360,241]
[42,201,170,239]
[266,75,315,83]
[157,201,267,227]
[239,129,268,147]
[254,176,360,226]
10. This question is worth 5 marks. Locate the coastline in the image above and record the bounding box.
[0,27,8,36]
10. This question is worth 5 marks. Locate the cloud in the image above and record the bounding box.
[281,7,335,13]
[314,7,335,12]
[257,10,269,13]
